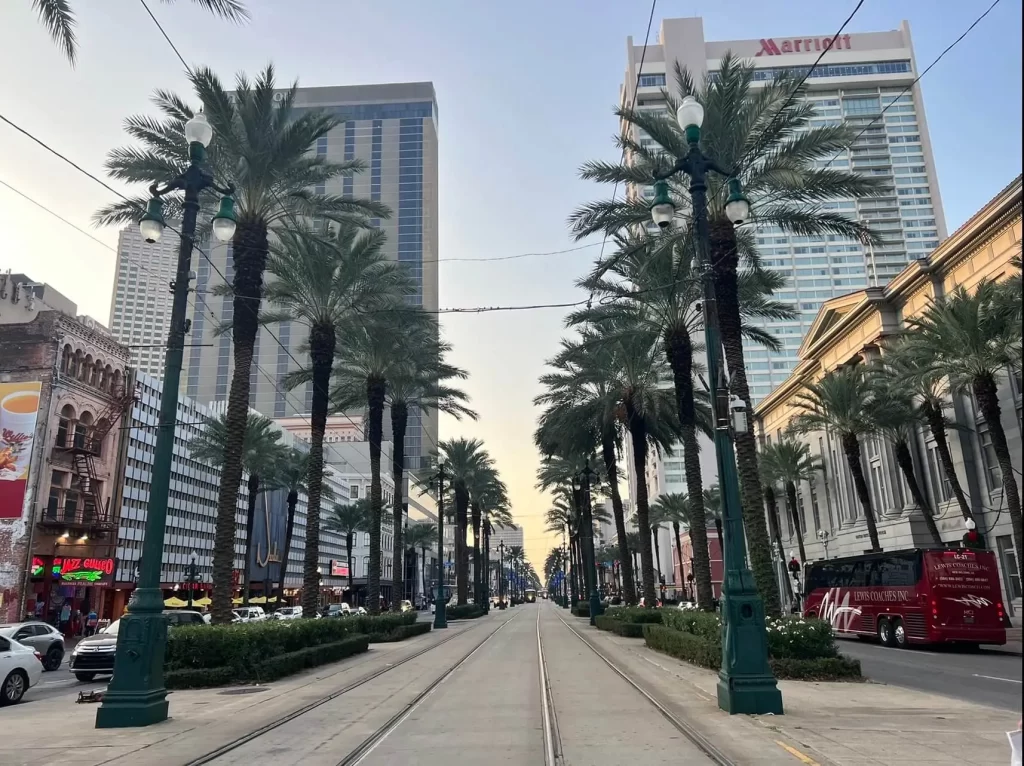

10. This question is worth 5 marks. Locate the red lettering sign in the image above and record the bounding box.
[755,35,851,56]
[330,560,349,578]
[30,556,115,586]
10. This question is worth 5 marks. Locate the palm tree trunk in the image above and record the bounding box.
[785,481,808,564]
[841,432,881,551]
[710,220,781,617]
[366,375,387,614]
[600,431,635,604]
[211,218,268,624]
[390,401,408,611]
[972,373,1023,574]
[346,532,354,599]
[651,529,662,583]
[893,440,943,545]
[275,488,298,608]
[665,328,715,610]
[714,517,724,593]
[672,520,684,593]
[242,473,260,607]
[471,503,482,606]
[569,536,579,604]
[301,323,335,618]
[420,545,428,605]
[922,401,973,520]
[455,486,470,604]
[625,399,657,606]
[483,525,490,609]
[763,485,785,561]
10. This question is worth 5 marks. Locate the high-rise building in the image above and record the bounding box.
[622,18,946,402]
[109,224,181,378]
[182,82,440,470]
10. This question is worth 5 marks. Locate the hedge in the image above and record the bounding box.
[602,607,663,625]
[164,635,370,689]
[445,604,485,620]
[643,614,862,681]
[594,615,646,638]
[369,621,432,643]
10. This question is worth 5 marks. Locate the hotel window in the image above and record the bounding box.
[924,440,952,504]
[638,73,666,88]
[976,421,1001,492]
[866,437,889,514]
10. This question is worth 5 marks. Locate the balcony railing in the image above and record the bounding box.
[40,498,113,530]
[53,430,103,455]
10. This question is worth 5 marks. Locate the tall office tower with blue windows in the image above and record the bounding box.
[182,82,439,471]
[621,18,946,404]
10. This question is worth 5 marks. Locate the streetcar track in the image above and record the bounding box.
[536,606,561,765]
[338,608,521,765]
[183,616,491,766]
[555,609,736,766]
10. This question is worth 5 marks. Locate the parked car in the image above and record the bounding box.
[0,633,43,705]
[272,606,303,620]
[0,622,65,671]
[231,606,267,623]
[69,610,205,682]
[325,603,351,618]
[399,600,414,613]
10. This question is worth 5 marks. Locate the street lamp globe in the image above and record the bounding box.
[211,196,237,242]
[650,179,675,229]
[139,197,166,244]
[676,96,704,130]
[184,111,214,147]
[724,177,751,226]
[190,550,198,564]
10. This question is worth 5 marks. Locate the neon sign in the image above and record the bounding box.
[31,556,115,586]
[330,560,349,578]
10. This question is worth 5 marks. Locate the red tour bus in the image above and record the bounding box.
[803,547,1007,648]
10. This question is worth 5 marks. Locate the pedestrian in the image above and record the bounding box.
[59,602,71,636]
[86,608,98,636]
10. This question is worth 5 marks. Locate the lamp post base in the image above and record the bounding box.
[433,602,447,629]
[95,588,169,728]
[715,591,783,716]
[588,591,602,625]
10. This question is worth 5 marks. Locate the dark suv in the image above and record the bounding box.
[0,622,65,671]
[69,610,204,682]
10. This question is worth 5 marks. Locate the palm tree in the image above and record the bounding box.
[188,412,286,617]
[404,522,436,607]
[865,374,943,545]
[757,449,787,563]
[508,546,525,600]
[476,477,511,609]
[32,0,247,65]
[879,340,973,521]
[791,367,881,551]
[645,505,666,584]
[383,344,476,611]
[704,484,724,566]
[650,493,715,610]
[325,499,371,598]
[904,280,1023,571]
[98,66,389,623]
[759,439,822,564]
[257,221,410,618]
[544,492,581,604]
[435,438,491,605]
[572,56,881,611]
[625,531,642,598]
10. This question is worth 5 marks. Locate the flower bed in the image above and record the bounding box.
[645,613,862,681]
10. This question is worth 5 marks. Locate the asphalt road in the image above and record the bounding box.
[20,657,110,704]
[838,638,1023,711]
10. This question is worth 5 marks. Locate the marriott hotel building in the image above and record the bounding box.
[622,18,946,403]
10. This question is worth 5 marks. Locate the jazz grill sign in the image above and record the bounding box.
[755,35,853,56]
[31,556,116,586]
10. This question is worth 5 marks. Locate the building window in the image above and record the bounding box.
[866,437,889,514]
[996,535,1022,601]
[976,421,1001,492]
[638,73,666,88]
[809,483,822,532]
[924,440,952,504]
[350,485,359,499]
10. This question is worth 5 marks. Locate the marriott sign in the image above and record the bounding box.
[755,35,853,56]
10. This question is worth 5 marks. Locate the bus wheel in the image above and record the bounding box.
[893,618,908,648]
[877,617,895,647]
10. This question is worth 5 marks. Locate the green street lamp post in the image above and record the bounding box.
[497,539,505,606]
[650,95,783,716]
[96,111,236,729]
[561,533,569,608]
[579,460,602,624]
[433,462,448,629]
[185,550,199,610]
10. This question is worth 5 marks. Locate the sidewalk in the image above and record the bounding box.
[571,615,1017,766]
[0,620,479,766]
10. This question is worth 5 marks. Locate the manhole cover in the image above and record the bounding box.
[217,687,270,696]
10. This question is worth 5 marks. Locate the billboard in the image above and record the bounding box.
[330,560,349,577]
[0,382,42,520]
[249,487,288,585]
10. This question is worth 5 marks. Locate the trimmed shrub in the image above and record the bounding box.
[370,621,432,643]
[164,635,370,689]
[764,616,839,660]
[347,612,417,640]
[602,607,663,625]
[595,615,646,638]
[643,624,721,669]
[769,656,862,680]
[571,601,590,617]
[446,604,485,620]
[661,609,721,641]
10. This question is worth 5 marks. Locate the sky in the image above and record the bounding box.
[1,0,1022,568]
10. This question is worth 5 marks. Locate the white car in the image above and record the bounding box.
[0,633,43,705]
[232,606,267,623]
[273,606,302,620]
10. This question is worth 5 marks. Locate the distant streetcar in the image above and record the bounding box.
[525,588,537,603]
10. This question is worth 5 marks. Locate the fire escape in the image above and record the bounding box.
[44,381,137,537]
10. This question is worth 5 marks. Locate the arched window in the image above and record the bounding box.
[75,411,94,450]
[57,404,76,448]
[60,345,72,374]
[94,418,110,457]
[89,359,102,387]
[80,354,94,383]
[102,365,113,392]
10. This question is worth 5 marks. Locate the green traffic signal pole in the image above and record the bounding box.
[650,100,783,716]
[433,463,448,629]
[97,115,235,729]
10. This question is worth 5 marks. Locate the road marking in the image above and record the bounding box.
[973,673,1023,684]
[775,740,821,765]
